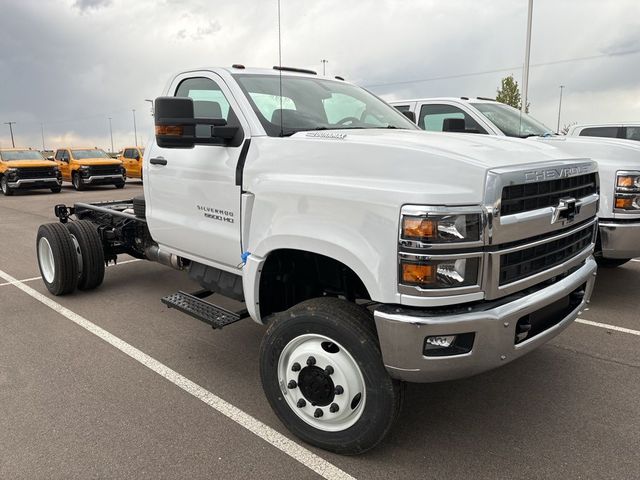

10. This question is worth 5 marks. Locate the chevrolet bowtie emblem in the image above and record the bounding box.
[551,197,578,224]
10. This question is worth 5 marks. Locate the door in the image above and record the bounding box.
[146,72,248,270]
[55,149,71,181]
[122,148,138,177]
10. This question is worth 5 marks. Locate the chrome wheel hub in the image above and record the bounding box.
[278,334,366,432]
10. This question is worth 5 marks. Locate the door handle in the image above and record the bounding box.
[150,157,167,166]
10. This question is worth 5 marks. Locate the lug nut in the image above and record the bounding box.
[287,380,297,389]
[314,408,323,418]
[329,403,339,413]
[297,398,306,408]
[324,365,334,375]
[334,385,344,395]
[306,356,316,366]
[291,362,301,372]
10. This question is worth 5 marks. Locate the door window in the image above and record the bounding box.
[56,150,70,162]
[624,127,640,141]
[579,127,619,138]
[418,104,486,133]
[123,148,135,159]
[394,105,411,112]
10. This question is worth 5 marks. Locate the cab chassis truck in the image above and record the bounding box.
[36,66,599,454]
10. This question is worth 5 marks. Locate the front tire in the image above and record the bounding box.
[1,176,14,196]
[51,185,62,193]
[66,220,105,290]
[72,172,85,191]
[36,223,79,295]
[260,297,403,455]
[114,181,125,189]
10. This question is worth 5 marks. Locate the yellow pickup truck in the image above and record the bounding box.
[0,148,62,196]
[116,146,144,180]
[53,147,126,190]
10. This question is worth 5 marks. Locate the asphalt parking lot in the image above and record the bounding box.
[1,182,639,480]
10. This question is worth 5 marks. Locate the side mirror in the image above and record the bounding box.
[155,96,240,148]
[442,117,466,132]
[47,156,54,161]
[401,110,416,123]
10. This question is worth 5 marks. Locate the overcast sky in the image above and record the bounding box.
[1,0,638,150]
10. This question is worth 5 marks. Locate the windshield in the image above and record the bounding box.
[72,149,110,159]
[233,74,418,137]
[0,150,46,161]
[471,102,554,138]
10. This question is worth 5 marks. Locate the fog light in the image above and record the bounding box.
[423,332,475,357]
[425,335,456,348]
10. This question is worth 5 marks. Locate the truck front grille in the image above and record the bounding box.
[16,167,57,179]
[501,173,597,216]
[88,165,121,175]
[499,222,594,286]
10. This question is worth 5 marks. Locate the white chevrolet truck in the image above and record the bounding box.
[36,67,599,454]
[391,97,640,267]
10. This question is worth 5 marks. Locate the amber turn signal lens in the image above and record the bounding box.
[617,176,635,188]
[616,197,633,209]
[155,125,183,136]
[401,263,435,284]
[403,216,436,240]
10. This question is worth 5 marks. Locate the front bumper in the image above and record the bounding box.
[8,178,61,189]
[374,257,597,383]
[82,174,124,185]
[599,220,640,259]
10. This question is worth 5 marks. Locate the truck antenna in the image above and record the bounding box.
[277,0,284,137]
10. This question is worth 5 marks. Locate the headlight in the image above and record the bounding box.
[7,167,18,173]
[79,165,90,171]
[400,256,480,289]
[615,171,640,210]
[401,213,481,243]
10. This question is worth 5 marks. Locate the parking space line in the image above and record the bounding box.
[0,268,355,480]
[0,259,142,288]
[576,318,640,336]
[632,259,640,263]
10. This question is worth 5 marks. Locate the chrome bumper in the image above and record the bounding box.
[599,220,640,259]
[374,257,597,383]
[8,178,60,188]
[84,174,124,184]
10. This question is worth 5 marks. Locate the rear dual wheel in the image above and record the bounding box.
[260,297,403,455]
[36,221,105,295]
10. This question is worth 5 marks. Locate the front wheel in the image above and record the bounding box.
[50,185,62,193]
[114,181,125,189]
[1,176,14,196]
[72,173,85,191]
[260,297,403,455]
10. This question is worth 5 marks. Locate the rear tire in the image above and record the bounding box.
[66,220,105,290]
[72,172,85,191]
[260,297,403,455]
[1,176,14,196]
[36,223,79,295]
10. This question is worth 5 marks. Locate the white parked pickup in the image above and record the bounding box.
[392,97,640,267]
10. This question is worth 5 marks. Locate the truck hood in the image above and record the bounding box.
[73,159,122,165]
[528,135,640,169]
[2,160,58,168]
[247,129,590,207]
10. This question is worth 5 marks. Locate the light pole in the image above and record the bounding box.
[108,117,114,154]
[145,99,154,116]
[4,122,16,147]
[40,123,45,151]
[556,85,565,133]
[321,59,328,76]
[132,109,138,146]
[521,0,533,114]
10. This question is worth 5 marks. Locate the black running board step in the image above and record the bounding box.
[161,291,248,329]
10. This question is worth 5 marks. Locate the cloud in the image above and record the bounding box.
[0,0,638,149]
[72,0,112,13]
